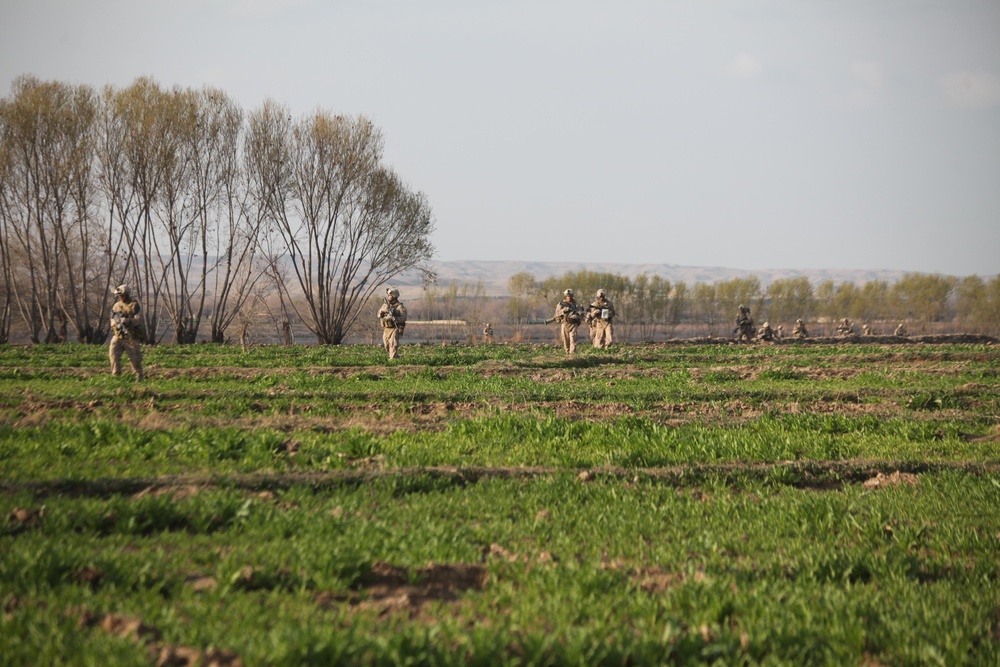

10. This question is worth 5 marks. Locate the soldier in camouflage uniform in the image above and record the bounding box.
[109,284,144,380]
[586,289,616,349]
[792,318,808,338]
[733,304,755,341]
[548,289,583,353]
[894,322,907,337]
[756,321,775,342]
[837,318,855,337]
[377,288,407,360]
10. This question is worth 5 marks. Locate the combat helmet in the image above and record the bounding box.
[595,289,606,297]
[113,284,130,296]
[563,289,574,297]
[386,287,400,298]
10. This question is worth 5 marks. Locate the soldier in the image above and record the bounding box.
[109,284,145,380]
[792,318,808,338]
[377,287,407,359]
[775,324,784,340]
[586,288,616,349]
[894,322,907,337]
[862,324,873,336]
[483,322,493,340]
[547,289,583,353]
[757,321,775,341]
[837,318,855,336]
[733,304,754,341]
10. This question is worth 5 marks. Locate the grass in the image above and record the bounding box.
[1,341,999,665]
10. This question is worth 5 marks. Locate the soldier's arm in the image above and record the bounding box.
[395,305,407,325]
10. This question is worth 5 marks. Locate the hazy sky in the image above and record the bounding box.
[2,0,998,275]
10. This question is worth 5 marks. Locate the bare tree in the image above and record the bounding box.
[666,281,688,337]
[765,277,814,326]
[0,109,14,342]
[107,77,180,344]
[507,271,536,333]
[0,76,102,342]
[249,105,434,344]
[204,90,265,343]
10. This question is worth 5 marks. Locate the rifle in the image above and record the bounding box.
[381,297,400,329]
[548,301,581,325]
[587,301,612,321]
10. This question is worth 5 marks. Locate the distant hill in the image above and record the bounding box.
[393,260,914,297]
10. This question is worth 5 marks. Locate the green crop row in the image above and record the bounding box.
[3,472,998,666]
[2,413,998,481]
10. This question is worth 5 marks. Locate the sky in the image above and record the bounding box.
[2,0,998,276]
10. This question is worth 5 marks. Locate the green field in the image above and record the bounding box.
[2,341,999,666]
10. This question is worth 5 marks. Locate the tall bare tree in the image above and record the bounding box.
[248,105,433,344]
[507,271,536,333]
[0,76,101,342]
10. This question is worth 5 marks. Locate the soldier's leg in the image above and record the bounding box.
[109,337,123,375]
[567,323,577,354]
[594,321,608,348]
[125,339,143,380]
[560,324,570,352]
[382,328,392,356]
[604,322,613,348]
[387,329,400,359]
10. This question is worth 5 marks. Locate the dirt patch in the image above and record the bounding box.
[62,605,244,665]
[962,426,1000,443]
[4,461,997,500]
[316,561,488,618]
[861,471,920,491]
[601,560,692,594]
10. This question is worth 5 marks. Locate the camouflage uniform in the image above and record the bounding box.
[586,290,616,349]
[792,319,808,338]
[862,324,873,336]
[894,323,907,337]
[377,288,407,359]
[551,290,582,353]
[483,323,493,339]
[836,318,854,337]
[757,321,774,342]
[109,285,144,380]
[734,305,754,341]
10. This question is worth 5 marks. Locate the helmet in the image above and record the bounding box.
[739,304,745,310]
[796,319,802,324]
[595,289,606,297]
[762,322,769,327]
[386,288,399,298]
[113,284,130,296]
[563,289,574,296]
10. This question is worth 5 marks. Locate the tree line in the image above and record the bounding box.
[0,75,434,345]
[2,76,996,347]
[491,271,1000,341]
